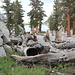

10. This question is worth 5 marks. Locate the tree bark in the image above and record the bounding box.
[73,20,75,35]
[35,26,39,34]
[66,3,71,37]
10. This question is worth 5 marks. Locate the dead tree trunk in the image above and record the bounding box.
[44,30,50,42]
[55,27,62,42]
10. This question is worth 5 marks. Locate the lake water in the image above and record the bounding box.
[24,25,49,32]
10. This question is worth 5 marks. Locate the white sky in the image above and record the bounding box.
[0,0,54,24]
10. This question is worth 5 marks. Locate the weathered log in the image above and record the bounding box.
[11,50,75,63]
[11,53,56,62]
[53,42,75,49]
[14,42,50,56]
[23,43,50,56]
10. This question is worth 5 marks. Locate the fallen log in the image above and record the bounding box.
[11,53,57,62]
[23,43,50,56]
[52,42,75,49]
[11,50,75,63]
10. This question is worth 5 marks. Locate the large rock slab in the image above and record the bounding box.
[0,30,3,46]
[0,37,3,46]
[0,30,3,37]
[0,47,6,57]
[3,45,12,52]
[0,21,10,43]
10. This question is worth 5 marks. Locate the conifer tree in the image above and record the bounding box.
[12,0,24,36]
[48,0,62,31]
[48,0,71,37]
[2,0,12,32]
[7,0,25,36]
[47,0,64,41]
[28,0,46,33]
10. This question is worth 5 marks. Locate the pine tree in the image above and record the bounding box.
[59,0,67,32]
[11,0,24,36]
[48,0,62,30]
[37,2,46,32]
[47,0,64,41]
[2,0,12,32]
[28,0,46,33]
[48,0,71,37]
[59,0,72,36]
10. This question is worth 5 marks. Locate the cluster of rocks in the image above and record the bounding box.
[0,21,12,57]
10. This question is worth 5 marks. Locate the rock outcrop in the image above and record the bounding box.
[0,21,12,57]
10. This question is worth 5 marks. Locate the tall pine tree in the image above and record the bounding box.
[2,0,12,32]
[11,0,24,36]
[48,0,72,37]
[28,0,46,33]
[48,0,63,31]
[47,0,64,41]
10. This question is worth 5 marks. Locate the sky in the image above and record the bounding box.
[0,0,54,24]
